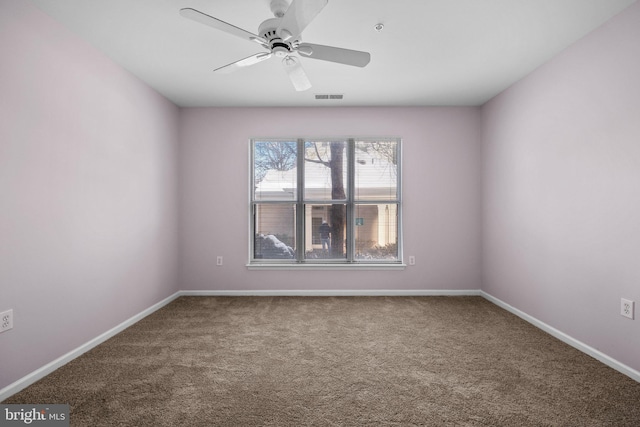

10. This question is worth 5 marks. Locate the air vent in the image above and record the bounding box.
[315,94,344,100]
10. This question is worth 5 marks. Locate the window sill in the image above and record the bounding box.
[247,263,406,271]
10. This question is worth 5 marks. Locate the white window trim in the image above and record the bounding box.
[247,263,407,271]
[248,137,403,268]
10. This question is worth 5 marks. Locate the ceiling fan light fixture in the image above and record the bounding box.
[273,45,290,58]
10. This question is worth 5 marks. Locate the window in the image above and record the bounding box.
[251,138,402,266]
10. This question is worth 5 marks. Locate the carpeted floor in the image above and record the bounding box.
[4,296,640,426]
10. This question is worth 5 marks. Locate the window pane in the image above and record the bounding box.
[354,140,398,201]
[254,141,297,201]
[304,204,347,260]
[253,204,296,260]
[304,141,348,201]
[250,138,402,265]
[354,203,399,261]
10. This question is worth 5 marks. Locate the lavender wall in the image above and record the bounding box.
[0,2,180,390]
[482,2,640,372]
[179,107,482,291]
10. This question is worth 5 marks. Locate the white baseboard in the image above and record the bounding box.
[178,289,482,297]
[0,292,181,402]
[481,291,640,383]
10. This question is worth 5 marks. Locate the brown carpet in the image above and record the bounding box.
[4,296,640,426]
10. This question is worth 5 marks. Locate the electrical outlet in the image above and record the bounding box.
[408,256,416,266]
[1,309,13,333]
[216,256,223,266]
[621,298,634,320]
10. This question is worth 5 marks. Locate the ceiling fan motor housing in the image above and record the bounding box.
[258,18,295,57]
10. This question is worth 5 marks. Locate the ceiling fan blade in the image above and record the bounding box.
[276,0,328,41]
[214,53,272,74]
[282,56,312,91]
[297,43,371,67]
[180,8,267,46]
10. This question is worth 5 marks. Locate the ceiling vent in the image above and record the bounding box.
[315,94,344,100]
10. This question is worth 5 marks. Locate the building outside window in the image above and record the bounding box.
[251,138,401,265]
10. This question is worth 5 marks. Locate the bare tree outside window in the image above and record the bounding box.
[254,141,296,184]
[304,141,346,257]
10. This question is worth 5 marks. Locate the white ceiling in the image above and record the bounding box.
[28,0,636,107]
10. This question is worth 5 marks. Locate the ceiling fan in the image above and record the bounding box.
[180,0,371,91]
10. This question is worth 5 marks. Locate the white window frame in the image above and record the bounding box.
[248,137,404,270]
